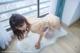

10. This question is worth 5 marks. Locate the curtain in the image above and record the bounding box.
[55,0,65,19]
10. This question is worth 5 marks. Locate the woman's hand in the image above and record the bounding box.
[35,42,40,49]
[35,31,44,49]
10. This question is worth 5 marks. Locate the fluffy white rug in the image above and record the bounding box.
[16,27,67,53]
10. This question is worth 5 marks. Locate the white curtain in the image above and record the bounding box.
[0,25,12,49]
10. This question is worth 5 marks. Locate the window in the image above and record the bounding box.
[37,0,50,17]
[0,0,50,30]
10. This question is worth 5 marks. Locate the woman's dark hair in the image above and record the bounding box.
[9,14,30,40]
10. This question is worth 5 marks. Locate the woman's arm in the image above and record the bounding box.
[35,31,44,49]
[35,22,45,49]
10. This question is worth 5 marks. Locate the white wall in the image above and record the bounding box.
[62,0,80,26]
[70,2,80,24]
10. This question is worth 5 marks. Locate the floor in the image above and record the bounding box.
[2,20,80,53]
[40,20,80,53]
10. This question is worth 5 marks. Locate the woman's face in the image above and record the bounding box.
[16,22,27,31]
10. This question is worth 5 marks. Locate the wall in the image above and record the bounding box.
[62,0,80,26]
[70,2,80,25]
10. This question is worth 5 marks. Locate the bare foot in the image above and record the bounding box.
[35,42,40,49]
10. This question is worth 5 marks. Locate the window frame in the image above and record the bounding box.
[37,0,49,18]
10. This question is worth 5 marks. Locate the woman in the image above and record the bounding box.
[9,13,60,49]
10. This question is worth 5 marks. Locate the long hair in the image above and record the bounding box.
[9,14,30,40]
